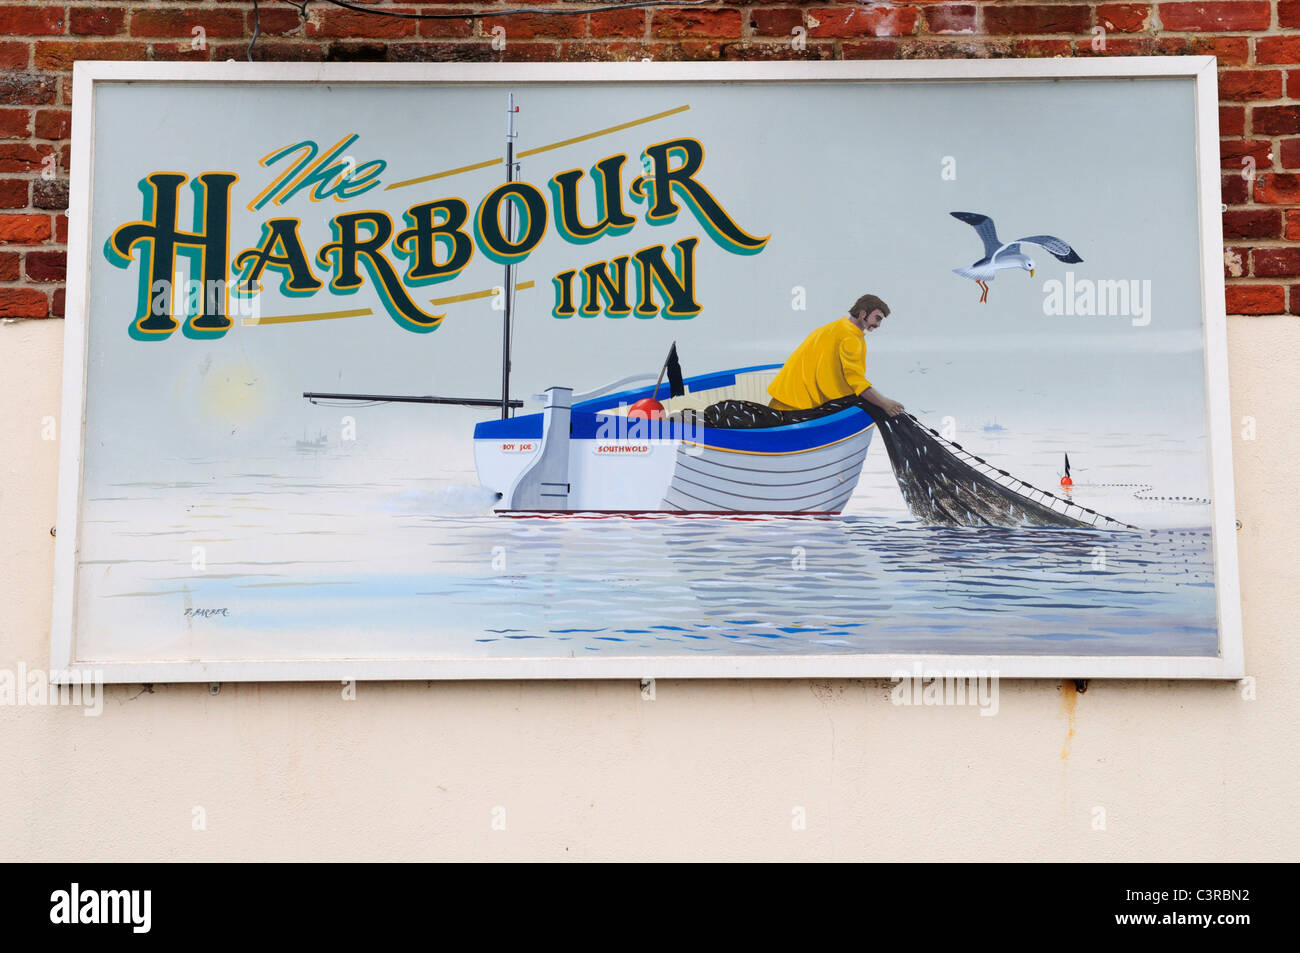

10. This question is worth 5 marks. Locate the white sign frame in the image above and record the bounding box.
[52,58,1242,682]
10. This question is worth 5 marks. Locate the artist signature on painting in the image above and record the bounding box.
[184,608,229,618]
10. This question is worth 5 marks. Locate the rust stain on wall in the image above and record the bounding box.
[1059,680,1078,760]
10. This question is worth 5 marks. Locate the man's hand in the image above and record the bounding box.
[860,386,906,418]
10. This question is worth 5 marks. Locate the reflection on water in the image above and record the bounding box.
[74,455,1220,662]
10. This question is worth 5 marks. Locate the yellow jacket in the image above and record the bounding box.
[767,316,870,410]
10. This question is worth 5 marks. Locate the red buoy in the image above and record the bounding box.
[628,397,665,420]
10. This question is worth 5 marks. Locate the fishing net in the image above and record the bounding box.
[697,398,1138,530]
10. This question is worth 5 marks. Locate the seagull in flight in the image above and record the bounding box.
[951,211,1083,303]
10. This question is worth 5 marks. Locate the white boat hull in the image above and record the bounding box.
[472,365,878,516]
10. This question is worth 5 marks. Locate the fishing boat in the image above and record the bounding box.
[473,364,877,516]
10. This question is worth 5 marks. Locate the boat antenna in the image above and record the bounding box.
[501,92,520,420]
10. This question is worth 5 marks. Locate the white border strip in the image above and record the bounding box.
[70,57,1214,83]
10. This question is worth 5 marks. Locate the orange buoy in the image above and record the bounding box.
[628,397,665,420]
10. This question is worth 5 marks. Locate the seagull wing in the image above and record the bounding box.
[990,242,1022,262]
[1015,234,1083,263]
[951,212,1002,260]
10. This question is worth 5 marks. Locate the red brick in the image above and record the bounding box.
[307,10,419,39]
[24,249,64,282]
[497,41,565,61]
[34,108,70,140]
[651,10,743,39]
[0,213,50,243]
[1096,4,1150,32]
[414,17,473,38]
[0,178,25,208]
[386,40,492,62]
[1257,37,1300,65]
[589,10,646,38]
[547,40,625,62]
[70,7,125,35]
[0,143,53,173]
[749,8,805,37]
[51,286,64,317]
[806,6,919,37]
[1286,209,1300,240]
[841,38,902,59]
[0,73,57,106]
[0,287,48,318]
[985,5,1090,35]
[146,42,212,61]
[0,107,29,139]
[1254,172,1300,204]
[1254,105,1300,136]
[1283,0,1300,29]
[722,41,835,61]
[479,14,585,40]
[1280,138,1300,170]
[317,39,386,61]
[1222,208,1279,238]
[1252,248,1300,278]
[34,41,149,71]
[1157,2,1270,31]
[1173,35,1250,64]
[1224,246,1248,278]
[130,9,245,38]
[32,178,66,210]
[1013,38,1073,57]
[0,250,17,280]
[0,5,66,35]
[923,4,975,34]
[229,39,324,62]
[1221,139,1272,169]
[55,212,67,242]
[254,7,306,36]
[0,41,27,70]
[1225,284,1285,314]
[1222,173,1248,205]
[1217,69,1282,101]
[1220,105,1245,137]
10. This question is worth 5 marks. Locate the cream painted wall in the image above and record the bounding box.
[1,316,1295,862]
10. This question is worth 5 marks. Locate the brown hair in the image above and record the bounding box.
[848,294,890,319]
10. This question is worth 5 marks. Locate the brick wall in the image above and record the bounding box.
[1,0,1298,320]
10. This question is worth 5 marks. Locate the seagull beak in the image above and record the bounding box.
[1029,269,1035,277]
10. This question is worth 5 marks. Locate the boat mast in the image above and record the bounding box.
[501,93,519,420]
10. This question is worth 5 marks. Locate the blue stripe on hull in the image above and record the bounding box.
[475,409,873,454]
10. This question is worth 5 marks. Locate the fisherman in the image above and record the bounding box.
[767,293,906,418]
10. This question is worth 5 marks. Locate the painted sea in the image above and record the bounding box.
[73,424,1222,662]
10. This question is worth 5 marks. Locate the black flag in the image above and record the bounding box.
[666,342,684,398]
